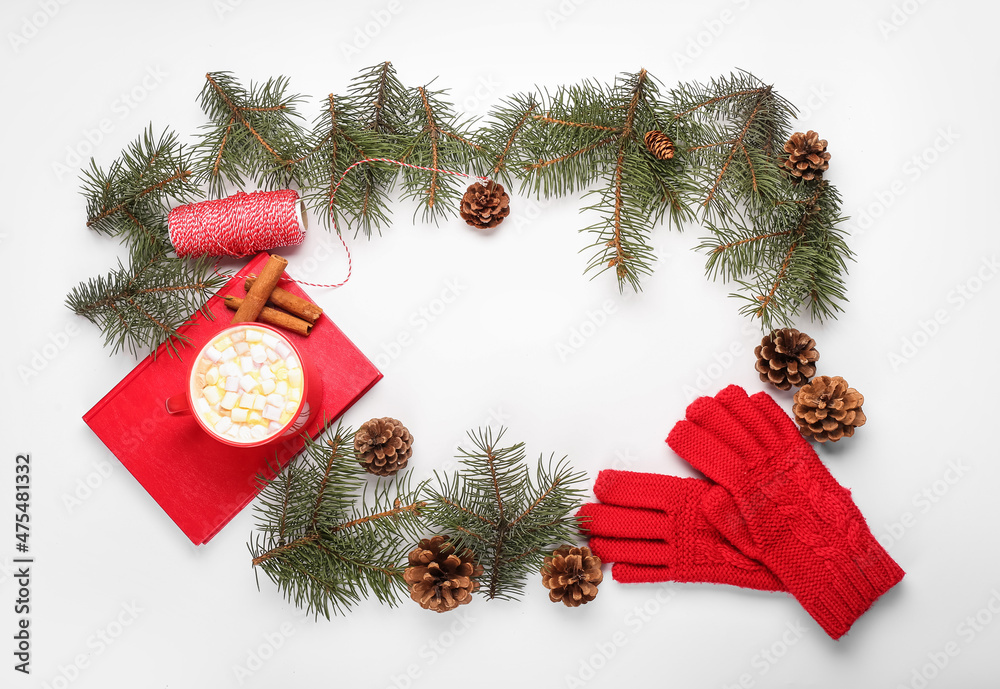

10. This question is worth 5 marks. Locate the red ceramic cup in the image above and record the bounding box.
[165,323,321,448]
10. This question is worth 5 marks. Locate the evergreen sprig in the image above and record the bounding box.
[193,71,309,197]
[249,427,427,618]
[666,70,796,218]
[398,82,480,224]
[699,179,852,329]
[423,428,587,601]
[82,125,193,258]
[65,247,226,356]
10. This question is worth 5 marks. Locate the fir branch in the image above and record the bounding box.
[193,71,309,197]
[65,248,226,357]
[699,179,853,329]
[397,83,479,223]
[81,125,193,256]
[424,428,588,602]
[250,428,428,618]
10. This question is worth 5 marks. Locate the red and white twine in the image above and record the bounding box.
[166,159,491,289]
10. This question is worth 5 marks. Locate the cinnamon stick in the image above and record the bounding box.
[223,296,312,337]
[231,254,287,324]
[244,277,323,324]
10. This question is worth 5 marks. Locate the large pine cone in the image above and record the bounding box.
[792,375,866,443]
[643,130,675,160]
[354,417,413,476]
[459,181,510,229]
[779,130,831,181]
[541,546,603,607]
[404,535,483,613]
[754,328,820,390]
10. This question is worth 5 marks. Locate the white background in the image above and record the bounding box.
[1,0,998,687]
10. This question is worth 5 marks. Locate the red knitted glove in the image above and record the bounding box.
[578,471,784,591]
[667,385,905,639]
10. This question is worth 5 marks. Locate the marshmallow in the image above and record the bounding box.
[260,379,276,395]
[286,355,299,370]
[288,388,302,403]
[287,369,303,387]
[276,368,287,381]
[205,367,219,385]
[203,386,222,406]
[279,411,293,425]
[275,342,292,359]
[220,346,238,361]
[204,346,222,362]
[239,425,253,442]
[251,344,267,363]
[240,375,258,392]
[262,334,279,348]
[266,348,280,363]
[231,331,245,342]
[251,425,267,439]
[214,417,233,434]
[249,411,263,424]
[226,424,239,438]
[267,393,285,407]
[260,364,275,380]
[269,421,282,432]
[221,392,239,410]
[275,381,288,396]
[238,392,256,409]
[285,401,298,413]
[240,356,255,374]
[245,329,263,342]
[262,404,282,421]
[252,394,267,411]
[205,409,221,426]
[225,376,240,392]
[231,408,249,423]
[194,398,211,415]
[234,342,250,355]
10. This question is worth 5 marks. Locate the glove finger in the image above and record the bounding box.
[593,470,711,510]
[589,536,675,566]
[666,420,744,487]
[684,388,771,463]
[715,386,787,455]
[700,485,761,561]
[577,503,675,541]
[611,563,786,592]
[749,390,802,443]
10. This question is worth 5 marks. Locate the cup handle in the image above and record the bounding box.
[165,394,191,416]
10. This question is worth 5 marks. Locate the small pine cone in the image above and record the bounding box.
[792,375,866,443]
[643,130,675,160]
[541,546,603,607]
[404,536,483,613]
[459,181,510,229]
[779,130,831,181]
[354,417,413,476]
[754,328,820,391]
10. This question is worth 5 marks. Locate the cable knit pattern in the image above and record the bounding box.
[578,471,784,591]
[668,385,904,639]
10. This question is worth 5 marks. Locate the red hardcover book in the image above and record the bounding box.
[83,252,381,545]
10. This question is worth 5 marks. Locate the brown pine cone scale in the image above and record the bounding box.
[792,375,866,443]
[404,535,483,613]
[541,545,603,607]
[354,417,413,476]
[460,181,510,229]
[754,328,820,390]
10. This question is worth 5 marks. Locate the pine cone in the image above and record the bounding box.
[643,130,675,160]
[792,375,866,443]
[779,130,831,181]
[404,536,483,613]
[541,546,603,607]
[354,417,413,476]
[459,181,510,229]
[754,328,820,391]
